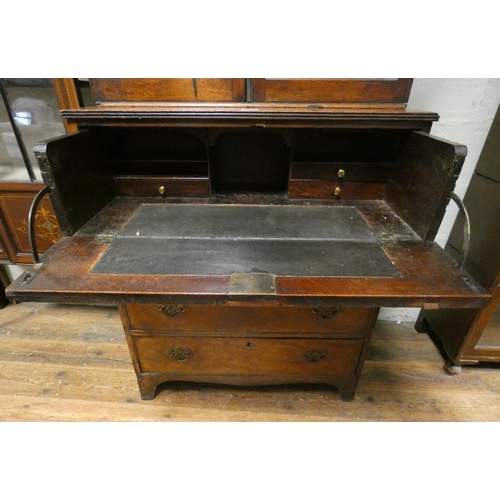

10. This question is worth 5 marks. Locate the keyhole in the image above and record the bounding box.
[246,342,251,347]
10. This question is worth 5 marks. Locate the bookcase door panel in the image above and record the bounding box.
[89,79,246,103]
[250,78,412,104]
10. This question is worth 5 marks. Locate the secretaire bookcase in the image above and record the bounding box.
[6,78,492,400]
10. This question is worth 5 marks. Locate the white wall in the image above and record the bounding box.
[379,78,500,322]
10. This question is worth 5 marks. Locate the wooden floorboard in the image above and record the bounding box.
[1,302,499,422]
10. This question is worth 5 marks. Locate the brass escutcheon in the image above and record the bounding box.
[304,350,328,363]
[157,304,186,317]
[158,185,165,195]
[338,169,345,178]
[312,307,340,319]
[334,187,342,196]
[168,347,193,362]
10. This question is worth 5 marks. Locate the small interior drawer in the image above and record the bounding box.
[113,177,210,197]
[125,304,374,337]
[289,181,386,200]
[133,335,364,376]
[290,162,393,182]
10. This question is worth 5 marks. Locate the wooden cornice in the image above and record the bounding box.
[60,103,439,129]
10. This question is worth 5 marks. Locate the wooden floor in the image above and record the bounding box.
[1,302,499,422]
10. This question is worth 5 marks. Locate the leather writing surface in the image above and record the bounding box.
[92,205,398,277]
[119,205,377,242]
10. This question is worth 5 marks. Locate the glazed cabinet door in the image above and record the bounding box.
[250,78,413,104]
[88,79,246,103]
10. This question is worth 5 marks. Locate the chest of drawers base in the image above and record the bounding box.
[119,304,379,401]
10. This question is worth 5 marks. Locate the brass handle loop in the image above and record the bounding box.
[29,185,51,264]
[449,192,470,270]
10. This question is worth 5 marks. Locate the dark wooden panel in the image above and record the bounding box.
[111,161,208,177]
[210,130,290,193]
[417,308,480,361]
[34,130,115,236]
[417,286,500,365]
[251,79,413,104]
[125,304,373,336]
[385,131,467,241]
[100,127,208,162]
[0,182,62,263]
[113,177,210,198]
[289,181,386,200]
[133,335,364,377]
[89,79,246,103]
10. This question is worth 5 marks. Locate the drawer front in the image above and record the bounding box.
[113,177,210,197]
[125,304,373,337]
[290,162,393,183]
[134,336,363,377]
[289,181,386,200]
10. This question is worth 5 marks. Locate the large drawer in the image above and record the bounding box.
[124,304,374,337]
[133,335,364,377]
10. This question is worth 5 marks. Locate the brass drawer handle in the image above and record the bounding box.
[312,307,340,319]
[157,305,186,317]
[168,347,193,362]
[304,350,328,363]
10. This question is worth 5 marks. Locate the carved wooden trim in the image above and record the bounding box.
[157,304,186,317]
[303,350,328,363]
[168,347,193,362]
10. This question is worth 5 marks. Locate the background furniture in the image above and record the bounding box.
[416,104,500,371]
[0,79,64,307]
[6,78,491,400]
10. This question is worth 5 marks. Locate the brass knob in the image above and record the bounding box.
[334,187,342,196]
[338,169,345,178]
[158,185,165,195]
